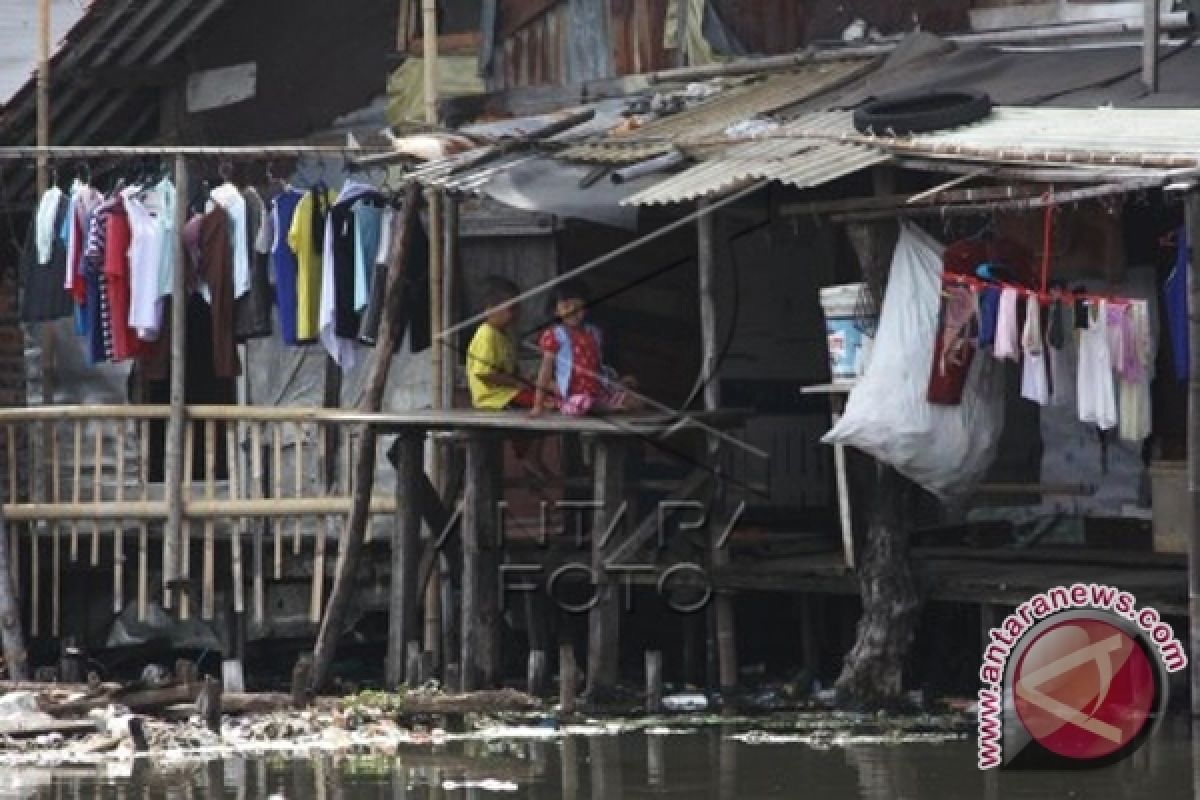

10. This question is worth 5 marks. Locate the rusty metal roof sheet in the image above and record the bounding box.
[560,58,874,165]
[623,111,888,206]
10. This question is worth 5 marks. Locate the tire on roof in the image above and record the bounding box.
[852,90,992,135]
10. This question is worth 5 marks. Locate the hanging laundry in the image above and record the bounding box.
[358,208,431,352]
[1118,299,1153,443]
[1164,226,1188,383]
[1077,300,1117,431]
[1020,294,1049,405]
[1045,295,1066,350]
[20,188,73,322]
[993,287,1021,361]
[35,185,63,266]
[288,186,332,342]
[319,182,382,367]
[1048,325,1076,409]
[156,176,178,300]
[976,286,1000,349]
[234,186,272,341]
[270,188,305,345]
[210,181,251,299]
[927,283,977,406]
[195,206,240,379]
[103,195,142,361]
[65,184,103,300]
[123,183,168,341]
[353,201,384,312]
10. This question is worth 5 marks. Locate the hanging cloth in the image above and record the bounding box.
[1020,294,1049,405]
[1118,299,1152,443]
[1077,300,1118,431]
[19,191,73,322]
[993,287,1021,361]
[1163,225,1189,382]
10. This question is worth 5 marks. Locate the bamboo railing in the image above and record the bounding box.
[0,405,399,635]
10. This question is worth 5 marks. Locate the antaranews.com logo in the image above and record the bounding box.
[977,583,1187,770]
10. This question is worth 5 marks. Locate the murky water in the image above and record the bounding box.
[0,724,1194,799]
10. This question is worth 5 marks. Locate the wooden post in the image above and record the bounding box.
[0,507,28,680]
[35,0,49,196]
[163,154,189,611]
[559,643,577,714]
[645,650,663,713]
[1143,0,1160,92]
[527,650,547,697]
[197,676,222,733]
[405,640,421,687]
[1183,191,1200,716]
[309,182,422,691]
[444,662,461,694]
[697,199,738,695]
[647,731,665,786]
[561,734,580,800]
[586,437,625,701]
[461,435,500,690]
[387,433,423,688]
[291,655,312,709]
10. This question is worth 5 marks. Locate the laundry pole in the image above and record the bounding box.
[36,0,50,195]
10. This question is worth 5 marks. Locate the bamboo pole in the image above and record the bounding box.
[293,424,303,555]
[35,0,49,197]
[91,422,102,566]
[6,425,17,598]
[203,420,216,621]
[1144,0,1160,93]
[310,182,422,691]
[138,421,148,622]
[697,198,737,694]
[180,420,194,620]
[70,422,81,560]
[0,506,27,680]
[113,421,125,614]
[163,154,188,611]
[1,496,399,520]
[273,424,283,579]
[312,426,328,623]
[251,422,264,625]
[227,422,244,615]
[51,422,60,638]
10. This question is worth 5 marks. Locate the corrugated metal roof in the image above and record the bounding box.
[869,106,1200,168]
[561,58,873,164]
[0,0,88,106]
[624,111,887,206]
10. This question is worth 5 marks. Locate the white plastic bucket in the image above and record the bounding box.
[820,283,877,383]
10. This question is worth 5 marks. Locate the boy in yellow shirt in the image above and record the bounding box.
[466,277,551,474]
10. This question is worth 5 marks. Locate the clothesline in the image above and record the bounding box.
[941,273,1138,307]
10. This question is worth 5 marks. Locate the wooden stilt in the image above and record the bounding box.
[138,421,149,622]
[645,650,663,713]
[113,421,125,614]
[561,733,579,800]
[181,420,194,620]
[386,433,423,687]
[203,421,216,621]
[272,424,283,580]
[250,423,264,626]
[0,506,28,679]
[405,640,421,687]
[527,650,547,697]
[586,437,625,701]
[162,154,189,613]
[51,422,60,638]
[311,426,328,623]
[697,198,738,694]
[308,182,422,691]
[6,424,18,599]
[559,642,577,715]
[70,421,80,561]
[461,435,500,690]
[91,420,102,566]
[226,423,244,615]
[293,424,304,555]
[647,731,665,787]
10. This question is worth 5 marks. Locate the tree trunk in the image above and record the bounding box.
[0,508,28,680]
[834,465,919,708]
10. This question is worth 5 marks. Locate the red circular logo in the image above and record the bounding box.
[1013,617,1157,761]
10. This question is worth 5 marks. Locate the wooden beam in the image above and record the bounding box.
[309,182,423,691]
[586,437,625,700]
[161,155,188,611]
[461,436,501,690]
[698,198,738,694]
[386,434,424,688]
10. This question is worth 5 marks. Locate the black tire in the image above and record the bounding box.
[852,90,992,135]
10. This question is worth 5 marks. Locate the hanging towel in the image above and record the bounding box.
[1020,294,1049,405]
[1118,299,1152,443]
[993,287,1021,361]
[1077,300,1118,431]
[35,187,63,266]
